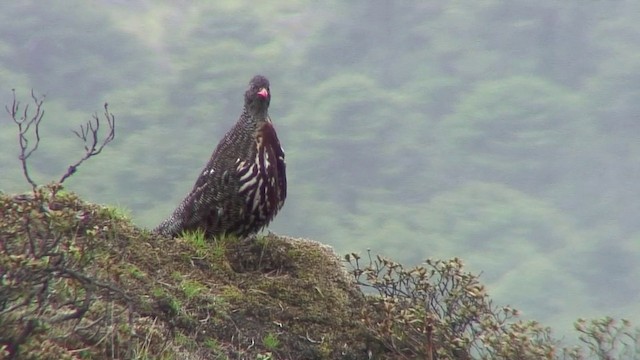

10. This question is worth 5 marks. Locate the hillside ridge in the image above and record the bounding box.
[0,186,367,359]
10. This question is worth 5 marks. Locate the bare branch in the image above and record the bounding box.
[6,89,46,191]
[59,103,116,184]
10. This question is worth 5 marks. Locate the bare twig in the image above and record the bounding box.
[59,103,116,184]
[6,92,116,191]
[5,89,46,191]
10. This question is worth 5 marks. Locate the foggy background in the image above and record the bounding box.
[1,1,639,341]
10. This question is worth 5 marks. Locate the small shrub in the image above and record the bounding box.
[262,332,280,351]
[346,252,557,359]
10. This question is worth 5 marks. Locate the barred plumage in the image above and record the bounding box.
[154,75,286,238]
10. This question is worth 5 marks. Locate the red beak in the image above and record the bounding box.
[257,88,268,98]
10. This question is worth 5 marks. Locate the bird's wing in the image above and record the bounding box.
[179,169,225,231]
[260,121,287,211]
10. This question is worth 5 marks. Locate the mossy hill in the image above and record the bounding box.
[1,186,636,359]
[0,186,367,359]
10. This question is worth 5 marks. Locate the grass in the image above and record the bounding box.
[262,332,280,351]
[181,279,206,299]
[99,204,132,221]
[0,187,372,359]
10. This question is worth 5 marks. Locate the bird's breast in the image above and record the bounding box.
[234,121,286,228]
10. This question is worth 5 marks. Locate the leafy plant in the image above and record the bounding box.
[347,252,557,359]
[262,332,280,351]
[572,317,640,359]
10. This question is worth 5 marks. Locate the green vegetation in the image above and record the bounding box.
[180,279,206,300]
[1,189,638,358]
[262,332,280,351]
[0,187,366,358]
[1,0,639,350]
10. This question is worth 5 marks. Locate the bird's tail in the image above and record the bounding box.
[153,212,184,237]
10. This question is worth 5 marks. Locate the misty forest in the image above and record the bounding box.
[1,1,639,343]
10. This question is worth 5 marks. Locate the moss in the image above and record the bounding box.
[0,187,592,359]
[219,284,243,300]
[174,332,198,351]
[180,279,207,299]
[262,332,280,351]
[125,264,147,280]
[0,187,370,359]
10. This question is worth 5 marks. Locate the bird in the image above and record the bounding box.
[154,75,286,238]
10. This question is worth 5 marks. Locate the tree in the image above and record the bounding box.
[434,76,587,193]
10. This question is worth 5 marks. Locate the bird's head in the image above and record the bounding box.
[245,75,271,116]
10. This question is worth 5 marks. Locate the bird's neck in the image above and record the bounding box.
[243,107,269,124]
